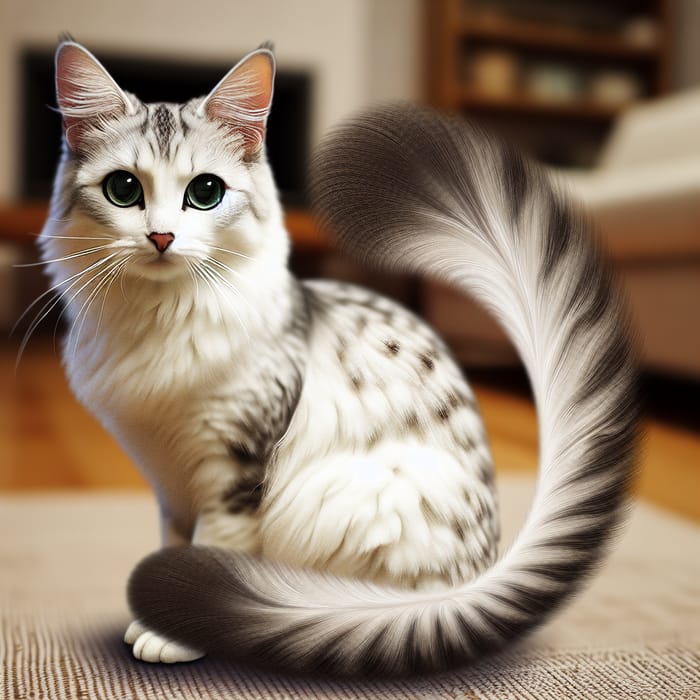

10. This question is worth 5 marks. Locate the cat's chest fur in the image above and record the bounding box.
[61,278,308,527]
[68,274,483,509]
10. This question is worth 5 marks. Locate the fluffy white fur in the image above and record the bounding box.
[36,40,638,675]
[39,43,498,665]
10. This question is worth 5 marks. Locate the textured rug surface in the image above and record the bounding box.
[1,474,698,699]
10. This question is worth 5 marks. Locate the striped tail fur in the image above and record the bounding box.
[128,103,640,676]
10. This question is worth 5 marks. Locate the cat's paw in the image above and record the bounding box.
[124,619,148,644]
[124,620,205,663]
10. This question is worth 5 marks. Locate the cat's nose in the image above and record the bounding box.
[147,232,175,253]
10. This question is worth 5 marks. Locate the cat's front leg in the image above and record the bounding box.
[159,505,190,548]
[189,455,264,552]
[125,502,206,663]
[126,457,263,663]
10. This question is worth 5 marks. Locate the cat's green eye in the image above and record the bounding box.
[185,174,225,211]
[103,171,143,208]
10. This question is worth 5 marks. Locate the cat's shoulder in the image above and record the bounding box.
[299,278,460,380]
[301,278,434,339]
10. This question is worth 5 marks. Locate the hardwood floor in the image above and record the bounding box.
[2,340,146,490]
[2,339,698,522]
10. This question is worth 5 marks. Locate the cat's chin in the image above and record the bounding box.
[128,258,189,282]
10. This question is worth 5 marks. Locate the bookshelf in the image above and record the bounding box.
[422,0,676,367]
[426,0,673,166]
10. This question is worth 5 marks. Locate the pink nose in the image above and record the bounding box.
[147,232,175,253]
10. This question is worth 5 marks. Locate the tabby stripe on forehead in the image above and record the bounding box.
[152,104,177,157]
[139,112,149,136]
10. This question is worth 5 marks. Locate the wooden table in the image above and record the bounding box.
[0,202,333,253]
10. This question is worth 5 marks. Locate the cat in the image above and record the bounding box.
[37,40,639,676]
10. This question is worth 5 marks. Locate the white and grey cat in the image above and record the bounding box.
[38,41,639,675]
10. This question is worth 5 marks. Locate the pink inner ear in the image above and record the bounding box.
[204,51,275,157]
[56,43,130,150]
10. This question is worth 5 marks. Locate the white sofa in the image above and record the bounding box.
[424,88,700,378]
[561,88,700,378]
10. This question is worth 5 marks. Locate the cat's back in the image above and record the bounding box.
[303,278,461,397]
[261,279,499,582]
[280,278,490,462]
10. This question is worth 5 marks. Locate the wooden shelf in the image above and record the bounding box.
[426,0,673,166]
[459,89,624,121]
[0,202,333,253]
[284,209,332,252]
[461,15,659,62]
[0,201,48,243]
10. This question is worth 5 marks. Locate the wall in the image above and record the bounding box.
[673,0,700,90]
[0,0,421,200]
[3,0,694,202]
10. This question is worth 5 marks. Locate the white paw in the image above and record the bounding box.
[124,620,205,663]
[124,619,147,644]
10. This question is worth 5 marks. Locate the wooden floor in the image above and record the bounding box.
[2,339,699,522]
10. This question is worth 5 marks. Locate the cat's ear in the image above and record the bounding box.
[198,48,275,159]
[55,41,135,151]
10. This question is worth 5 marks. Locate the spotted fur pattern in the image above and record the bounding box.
[39,42,638,676]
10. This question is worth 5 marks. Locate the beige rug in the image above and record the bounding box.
[1,474,698,699]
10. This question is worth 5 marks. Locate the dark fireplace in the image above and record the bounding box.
[19,49,312,206]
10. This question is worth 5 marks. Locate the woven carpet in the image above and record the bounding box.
[1,474,698,699]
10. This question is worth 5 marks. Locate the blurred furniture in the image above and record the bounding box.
[561,86,700,377]
[2,475,698,699]
[423,9,700,378]
[426,0,673,167]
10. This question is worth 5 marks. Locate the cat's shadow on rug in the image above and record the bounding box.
[85,622,523,696]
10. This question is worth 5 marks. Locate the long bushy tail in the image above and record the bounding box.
[128,104,640,676]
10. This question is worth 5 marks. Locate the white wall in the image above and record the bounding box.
[368,0,422,103]
[0,0,421,199]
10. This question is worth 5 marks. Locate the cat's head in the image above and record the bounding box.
[42,41,287,288]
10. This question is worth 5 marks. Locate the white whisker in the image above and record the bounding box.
[204,255,245,279]
[192,264,224,323]
[67,256,128,356]
[50,255,123,342]
[34,233,113,241]
[118,264,129,301]
[15,255,116,335]
[184,259,201,308]
[52,253,122,337]
[65,256,126,356]
[96,258,129,333]
[93,258,130,340]
[202,258,244,293]
[14,243,114,268]
[12,254,117,337]
[201,269,253,338]
[203,257,260,324]
[197,263,249,340]
[207,245,253,261]
[15,253,119,368]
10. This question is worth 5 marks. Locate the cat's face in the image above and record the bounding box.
[44,42,282,286]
